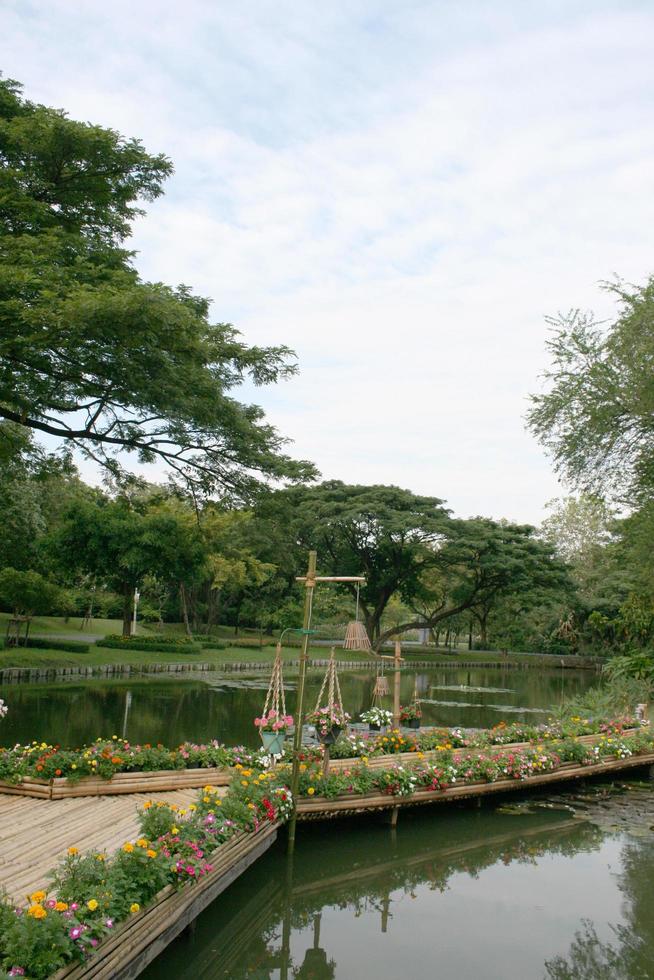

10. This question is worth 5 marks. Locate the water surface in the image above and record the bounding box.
[0,666,596,747]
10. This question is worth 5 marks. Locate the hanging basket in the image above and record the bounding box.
[260,729,286,755]
[343,620,372,651]
[317,725,342,745]
[307,648,350,745]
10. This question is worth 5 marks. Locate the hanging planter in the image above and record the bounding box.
[360,707,392,731]
[308,648,350,744]
[255,645,293,756]
[400,703,422,729]
[258,726,288,756]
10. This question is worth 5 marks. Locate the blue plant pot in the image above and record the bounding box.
[260,730,286,755]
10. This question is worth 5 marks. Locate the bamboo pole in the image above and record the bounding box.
[287,550,317,854]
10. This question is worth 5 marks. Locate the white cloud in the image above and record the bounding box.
[4,0,654,522]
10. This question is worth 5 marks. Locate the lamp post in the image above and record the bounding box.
[131,588,140,636]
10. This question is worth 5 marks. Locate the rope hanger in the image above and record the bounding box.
[314,647,344,712]
[262,644,287,718]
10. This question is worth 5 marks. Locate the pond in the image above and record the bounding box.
[0,665,597,747]
[140,781,654,979]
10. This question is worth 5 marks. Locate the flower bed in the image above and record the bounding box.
[0,715,643,799]
[0,772,291,979]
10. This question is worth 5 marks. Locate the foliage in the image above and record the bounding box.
[527,279,654,503]
[99,636,201,654]
[2,637,90,653]
[253,709,294,733]
[359,707,392,726]
[0,568,59,617]
[0,77,313,496]
[399,703,422,721]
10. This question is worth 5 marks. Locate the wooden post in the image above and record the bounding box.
[393,639,401,729]
[287,551,317,854]
[322,744,331,779]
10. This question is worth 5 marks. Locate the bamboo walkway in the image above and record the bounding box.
[0,789,200,903]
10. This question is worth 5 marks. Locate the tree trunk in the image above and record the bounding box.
[468,619,473,651]
[479,614,489,649]
[179,582,192,637]
[122,585,132,638]
[444,628,451,649]
[434,630,440,648]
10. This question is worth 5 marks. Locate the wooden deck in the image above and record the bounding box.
[0,788,200,902]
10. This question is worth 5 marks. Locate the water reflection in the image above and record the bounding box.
[0,667,595,747]
[142,803,620,980]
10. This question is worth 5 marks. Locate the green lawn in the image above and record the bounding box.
[0,641,569,671]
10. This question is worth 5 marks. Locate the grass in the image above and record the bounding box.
[0,641,583,671]
[0,613,137,637]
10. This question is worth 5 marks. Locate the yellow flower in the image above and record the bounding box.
[143,801,152,810]
[95,853,105,861]
[71,764,77,770]
[87,899,99,911]
[189,804,197,811]
[171,825,179,834]
[130,903,140,914]
[241,780,249,787]
[123,843,134,853]
[136,838,148,848]
[55,901,68,911]
[204,785,213,792]
[299,763,306,772]
[67,847,79,857]
[146,849,157,859]
[247,803,256,809]
[307,787,315,796]
[214,799,222,807]
[28,903,47,919]
[203,796,210,803]
[30,890,46,903]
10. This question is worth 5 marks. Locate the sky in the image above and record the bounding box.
[4,0,654,524]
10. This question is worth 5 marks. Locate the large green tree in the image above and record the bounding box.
[0,76,313,497]
[527,279,654,504]
[259,482,452,642]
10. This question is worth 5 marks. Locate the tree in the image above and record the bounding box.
[527,278,654,504]
[260,482,452,642]
[399,518,573,650]
[0,77,314,497]
[0,567,59,617]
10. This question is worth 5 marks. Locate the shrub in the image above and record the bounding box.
[99,636,201,654]
[3,637,90,653]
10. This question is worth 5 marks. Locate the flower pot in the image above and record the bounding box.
[317,725,342,745]
[368,722,381,732]
[260,730,286,755]
[405,718,420,730]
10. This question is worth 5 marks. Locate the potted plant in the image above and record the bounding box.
[400,703,422,729]
[306,704,351,744]
[360,706,393,731]
[254,709,294,755]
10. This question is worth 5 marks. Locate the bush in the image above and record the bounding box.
[99,636,201,654]
[3,637,91,653]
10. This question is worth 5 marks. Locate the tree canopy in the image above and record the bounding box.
[0,76,314,497]
[527,279,654,504]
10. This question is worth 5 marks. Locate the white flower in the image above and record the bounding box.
[0,700,8,719]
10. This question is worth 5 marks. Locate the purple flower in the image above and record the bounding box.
[69,926,82,940]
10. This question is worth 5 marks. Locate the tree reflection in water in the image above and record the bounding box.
[545,836,654,980]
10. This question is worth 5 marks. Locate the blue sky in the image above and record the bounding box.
[4,1,654,522]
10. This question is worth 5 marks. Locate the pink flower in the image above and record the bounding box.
[9,969,26,977]
[70,902,79,911]
[105,918,114,928]
[186,865,196,875]
[69,926,82,940]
